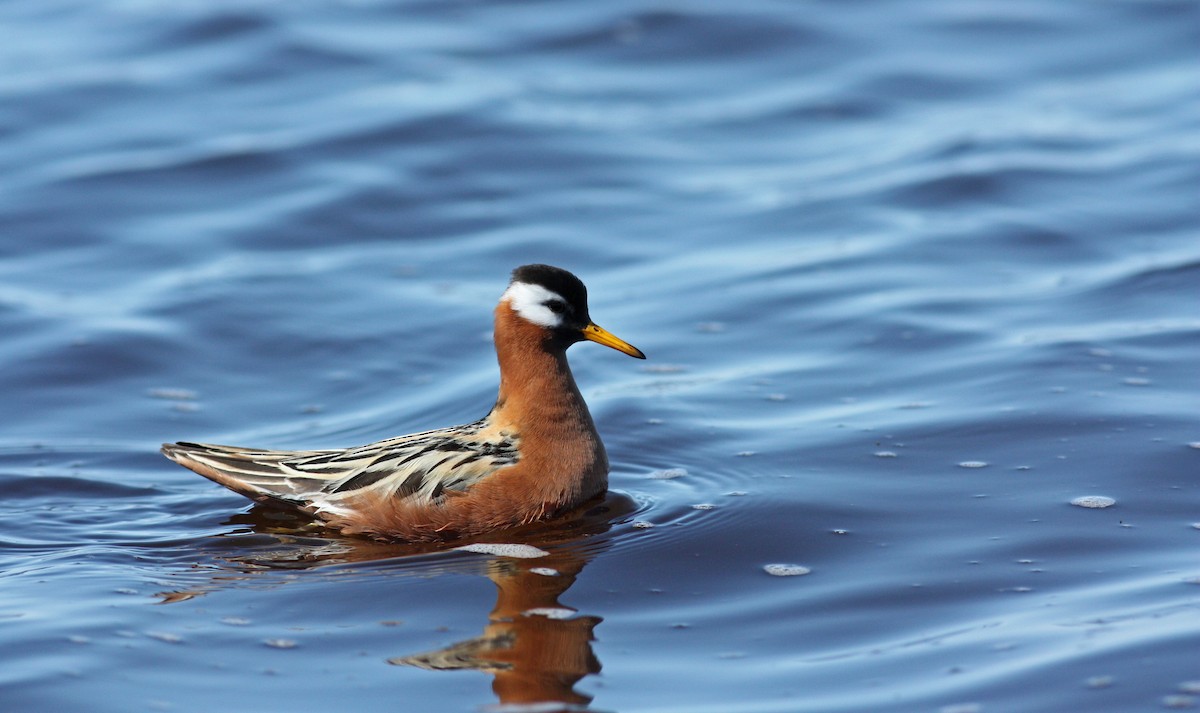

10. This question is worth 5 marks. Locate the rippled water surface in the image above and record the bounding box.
[2,1,1198,711]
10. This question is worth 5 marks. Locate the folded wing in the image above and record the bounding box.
[162,421,520,517]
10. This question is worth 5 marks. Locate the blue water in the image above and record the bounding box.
[2,1,1198,711]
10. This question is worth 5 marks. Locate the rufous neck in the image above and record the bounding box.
[492,302,590,430]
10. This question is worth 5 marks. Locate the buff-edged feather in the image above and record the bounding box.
[162,416,520,517]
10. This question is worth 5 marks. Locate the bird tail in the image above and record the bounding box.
[161,441,328,510]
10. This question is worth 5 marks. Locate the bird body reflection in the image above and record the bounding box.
[392,549,601,709]
[158,492,634,712]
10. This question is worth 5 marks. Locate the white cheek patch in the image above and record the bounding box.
[502,281,565,328]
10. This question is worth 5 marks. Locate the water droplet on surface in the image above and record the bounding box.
[958,461,989,469]
[648,468,687,479]
[1071,495,1116,509]
[874,451,898,458]
[454,543,549,558]
[263,638,298,649]
[763,564,811,577]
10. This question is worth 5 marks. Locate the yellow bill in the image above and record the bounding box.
[582,322,646,359]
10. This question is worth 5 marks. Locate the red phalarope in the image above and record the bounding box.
[162,264,644,541]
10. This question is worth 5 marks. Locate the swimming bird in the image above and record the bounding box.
[162,264,644,541]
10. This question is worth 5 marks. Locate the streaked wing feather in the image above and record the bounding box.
[163,418,518,516]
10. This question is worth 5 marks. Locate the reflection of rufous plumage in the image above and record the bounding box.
[392,548,600,708]
[163,264,643,541]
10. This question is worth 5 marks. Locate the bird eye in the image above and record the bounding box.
[545,300,568,315]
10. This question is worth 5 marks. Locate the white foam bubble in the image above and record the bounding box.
[763,564,811,577]
[263,638,298,649]
[1070,495,1116,509]
[522,607,575,620]
[146,631,183,644]
[1162,694,1196,709]
[147,387,197,401]
[648,468,687,479]
[455,543,549,558]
